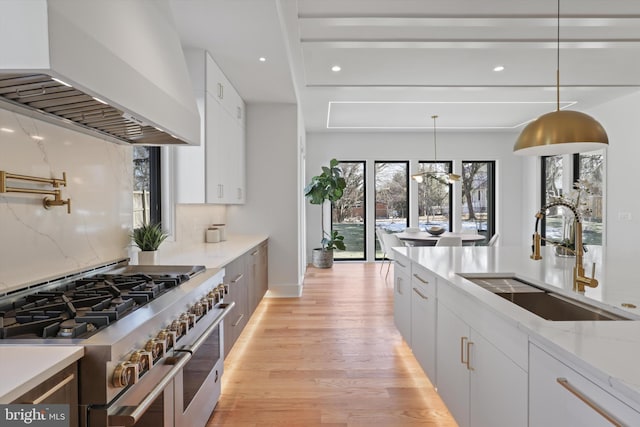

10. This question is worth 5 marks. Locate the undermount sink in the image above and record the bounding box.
[461,276,631,321]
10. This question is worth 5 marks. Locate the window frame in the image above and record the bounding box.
[417,160,454,232]
[374,161,409,260]
[461,160,495,244]
[332,160,367,261]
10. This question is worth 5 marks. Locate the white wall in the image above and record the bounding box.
[305,131,524,262]
[227,103,301,296]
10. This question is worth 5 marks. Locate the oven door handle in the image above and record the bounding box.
[107,351,191,426]
[107,302,235,426]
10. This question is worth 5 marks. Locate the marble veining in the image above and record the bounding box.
[0,108,132,292]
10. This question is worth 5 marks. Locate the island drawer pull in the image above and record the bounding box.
[466,341,474,371]
[413,273,429,284]
[460,336,468,365]
[396,260,406,268]
[26,373,75,404]
[231,273,244,283]
[412,287,428,300]
[556,378,624,427]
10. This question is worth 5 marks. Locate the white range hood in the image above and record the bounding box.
[0,0,200,146]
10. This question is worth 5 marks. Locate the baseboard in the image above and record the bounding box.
[266,282,303,298]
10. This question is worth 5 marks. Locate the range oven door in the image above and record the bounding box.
[102,303,232,427]
[174,322,223,427]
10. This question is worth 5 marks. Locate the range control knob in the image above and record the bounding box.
[145,338,166,360]
[191,302,204,317]
[201,297,212,311]
[180,312,196,329]
[129,350,153,373]
[112,362,139,388]
[157,329,176,349]
[169,319,185,338]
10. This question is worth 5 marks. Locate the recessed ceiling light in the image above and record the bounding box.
[493,65,505,72]
[92,96,108,105]
[259,57,266,62]
[331,65,341,72]
[1,127,14,133]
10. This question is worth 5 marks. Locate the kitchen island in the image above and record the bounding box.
[394,245,640,426]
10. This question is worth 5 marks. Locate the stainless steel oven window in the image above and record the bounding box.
[181,325,221,409]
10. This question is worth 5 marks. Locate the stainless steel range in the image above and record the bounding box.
[0,259,234,427]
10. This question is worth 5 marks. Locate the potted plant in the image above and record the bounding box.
[304,158,347,268]
[132,222,168,265]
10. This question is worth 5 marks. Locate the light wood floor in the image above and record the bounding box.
[207,262,457,427]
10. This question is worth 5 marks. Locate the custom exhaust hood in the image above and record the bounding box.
[0,0,200,146]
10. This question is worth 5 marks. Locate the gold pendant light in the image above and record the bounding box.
[513,0,608,156]
[411,115,461,184]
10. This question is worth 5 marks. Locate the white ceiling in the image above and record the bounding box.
[171,0,640,133]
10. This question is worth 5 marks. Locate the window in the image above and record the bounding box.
[133,146,161,228]
[375,161,408,259]
[541,155,564,241]
[541,152,604,245]
[332,161,366,260]
[576,152,604,245]
[417,161,453,232]
[461,161,495,244]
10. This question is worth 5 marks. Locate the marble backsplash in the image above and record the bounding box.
[0,108,132,292]
[173,204,226,244]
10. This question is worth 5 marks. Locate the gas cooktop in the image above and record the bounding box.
[0,264,206,340]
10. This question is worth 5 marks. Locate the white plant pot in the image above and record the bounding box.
[312,248,334,268]
[138,250,157,265]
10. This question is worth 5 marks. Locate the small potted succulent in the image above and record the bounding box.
[132,222,168,265]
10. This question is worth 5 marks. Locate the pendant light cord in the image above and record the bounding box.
[556,0,560,111]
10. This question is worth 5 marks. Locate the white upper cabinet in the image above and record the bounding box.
[205,53,245,204]
[175,50,245,204]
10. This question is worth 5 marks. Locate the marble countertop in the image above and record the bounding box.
[394,245,640,407]
[0,345,84,403]
[142,234,268,268]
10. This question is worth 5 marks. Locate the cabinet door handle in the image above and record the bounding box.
[556,378,624,427]
[413,273,429,284]
[412,287,428,300]
[460,336,468,365]
[251,250,259,256]
[218,82,224,99]
[237,106,242,119]
[231,273,244,283]
[232,314,244,327]
[466,341,474,371]
[396,260,406,268]
[396,277,403,295]
[26,373,75,404]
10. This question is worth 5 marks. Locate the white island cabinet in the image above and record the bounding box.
[530,343,640,426]
[392,245,640,427]
[436,281,528,427]
[410,264,437,381]
[393,252,412,345]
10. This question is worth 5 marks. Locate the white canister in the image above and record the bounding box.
[206,228,220,243]
[212,224,226,241]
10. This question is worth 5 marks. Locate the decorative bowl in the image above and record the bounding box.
[426,226,445,236]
